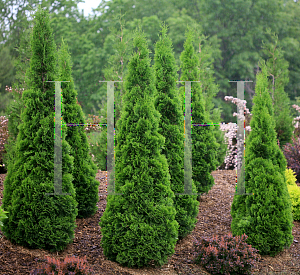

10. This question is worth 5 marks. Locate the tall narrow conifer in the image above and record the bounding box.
[260,29,294,150]
[99,27,179,268]
[179,28,219,198]
[153,23,199,240]
[57,38,99,219]
[230,61,294,257]
[1,6,78,252]
[194,30,228,169]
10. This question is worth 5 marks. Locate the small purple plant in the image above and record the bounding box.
[192,232,261,275]
[30,255,95,275]
[283,136,300,184]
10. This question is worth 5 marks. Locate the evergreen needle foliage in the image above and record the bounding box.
[260,28,294,151]
[96,14,135,171]
[193,30,228,169]
[57,38,99,219]
[153,23,199,240]
[179,28,219,199]
[230,61,294,257]
[99,26,179,268]
[1,6,78,252]
[3,26,34,170]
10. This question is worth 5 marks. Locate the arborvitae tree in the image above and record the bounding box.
[57,38,99,219]
[230,61,294,257]
[260,28,294,151]
[179,28,219,198]
[99,27,179,268]
[194,29,228,169]
[96,13,134,171]
[153,23,199,240]
[3,26,33,171]
[1,6,78,252]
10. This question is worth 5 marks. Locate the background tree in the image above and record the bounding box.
[0,44,15,116]
[179,27,219,198]
[153,23,199,240]
[94,12,135,171]
[2,0,300,125]
[2,25,34,170]
[194,28,228,169]
[1,6,78,252]
[194,0,300,121]
[0,0,83,113]
[57,37,99,219]
[259,28,295,151]
[2,0,300,174]
[99,26,179,268]
[230,60,294,257]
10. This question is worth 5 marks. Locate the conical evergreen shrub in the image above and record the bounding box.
[179,28,219,198]
[3,26,33,171]
[230,60,294,257]
[193,29,228,170]
[99,27,179,268]
[56,38,99,219]
[259,29,294,151]
[1,6,78,252]
[153,23,199,240]
[95,17,135,171]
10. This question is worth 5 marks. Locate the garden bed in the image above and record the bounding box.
[0,169,299,275]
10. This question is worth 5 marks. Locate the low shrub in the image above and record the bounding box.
[285,168,298,186]
[283,136,300,184]
[30,255,95,275]
[284,168,300,221]
[192,232,261,275]
[287,184,300,221]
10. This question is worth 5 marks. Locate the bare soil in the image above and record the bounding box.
[0,169,299,275]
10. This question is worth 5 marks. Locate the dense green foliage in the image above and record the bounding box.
[285,168,300,221]
[287,184,300,221]
[99,27,179,268]
[56,38,99,219]
[230,60,294,257]
[285,168,298,187]
[179,28,219,198]
[259,29,295,150]
[193,29,228,169]
[153,23,199,240]
[1,6,78,252]
[2,26,34,169]
[2,0,300,124]
[2,1,300,176]
[2,88,23,170]
[94,14,135,171]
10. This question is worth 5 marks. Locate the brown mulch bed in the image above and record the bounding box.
[0,169,300,275]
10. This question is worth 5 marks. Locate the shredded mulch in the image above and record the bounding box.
[0,169,299,275]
